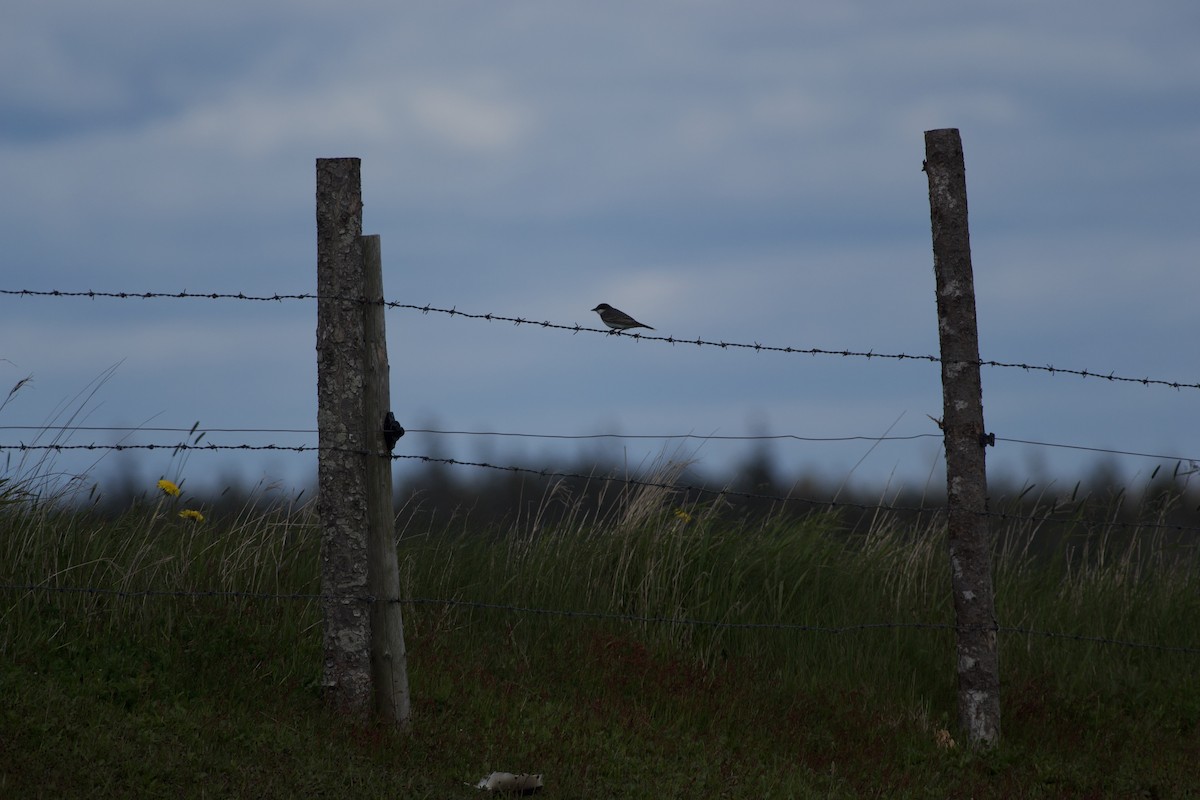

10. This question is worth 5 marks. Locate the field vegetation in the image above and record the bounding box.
[3,446,1200,798]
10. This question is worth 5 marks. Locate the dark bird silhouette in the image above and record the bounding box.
[591,303,654,332]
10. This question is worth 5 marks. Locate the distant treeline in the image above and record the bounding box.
[72,450,1200,549]
[389,452,1200,539]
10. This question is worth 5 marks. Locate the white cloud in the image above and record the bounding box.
[3,1,1199,493]
[410,84,534,153]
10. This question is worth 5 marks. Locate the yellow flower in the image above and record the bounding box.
[178,509,205,523]
[157,479,181,497]
[673,508,693,524]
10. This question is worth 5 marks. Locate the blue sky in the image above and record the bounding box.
[2,1,1199,500]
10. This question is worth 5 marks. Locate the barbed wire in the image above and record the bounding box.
[389,452,931,513]
[996,437,1200,467]
[4,442,1199,534]
[0,441,919,514]
[0,442,316,453]
[0,289,315,303]
[5,288,1197,391]
[391,302,1200,391]
[2,583,1197,655]
[389,453,1200,535]
[3,425,1197,466]
[0,425,318,435]
[0,424,940,445]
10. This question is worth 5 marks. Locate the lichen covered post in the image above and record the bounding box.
[924,128,1001,747]
[315,157,371,714]
[361,234,412,729]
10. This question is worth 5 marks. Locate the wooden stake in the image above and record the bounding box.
[315,157,371,714]
[924,128,1001,747]
[361,234,412,729]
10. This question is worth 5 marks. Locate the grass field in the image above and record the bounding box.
[3,469,1200,798]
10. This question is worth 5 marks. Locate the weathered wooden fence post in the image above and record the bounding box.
[316,158,412,724]
[316,158,372,714]
[924,128,1001,747]
[361,234,412,729]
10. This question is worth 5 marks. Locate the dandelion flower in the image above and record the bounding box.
[179,509,205,523]
[673,508,693,524]
[157,479,181,497]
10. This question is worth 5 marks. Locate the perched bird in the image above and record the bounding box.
[591,303,655,332]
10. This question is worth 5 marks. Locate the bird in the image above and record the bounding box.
[591,303,654,332]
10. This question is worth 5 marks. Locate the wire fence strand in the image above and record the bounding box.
[4,442,1200,536]
[4,424,1198,466]
[5,288,1198,390]
[388,301,1200,391]
[4,291,1200,658]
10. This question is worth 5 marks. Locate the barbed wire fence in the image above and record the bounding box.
[2,442,1198,536]
[0,324,1194,547]
[3,146,1199,742]
[4,332,1195,644]
[5,288,1199,391]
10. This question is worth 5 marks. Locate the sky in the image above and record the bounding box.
[2,1,1199,502]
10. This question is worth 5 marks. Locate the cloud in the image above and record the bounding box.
[2,1,1199,495]
[410,84,534,152]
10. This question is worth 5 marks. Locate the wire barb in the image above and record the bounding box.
[4,289,1197,390]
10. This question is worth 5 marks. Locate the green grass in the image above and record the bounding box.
[3,472,1200,798]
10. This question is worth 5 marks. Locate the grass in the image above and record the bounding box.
[3,464,1200,798]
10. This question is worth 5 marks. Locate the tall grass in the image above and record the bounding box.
[6,455,1199,682]
[392,466,1200,707]
[0,478,321,693]
[5,453,1200,795]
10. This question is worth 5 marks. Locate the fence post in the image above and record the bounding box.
[361,234,413,729]
[923,128,1001,747]
[315,157,372,714]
